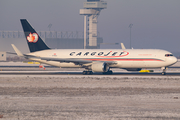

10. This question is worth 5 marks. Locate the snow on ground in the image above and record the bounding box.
[0,76,180,119]
[0,61,180,119]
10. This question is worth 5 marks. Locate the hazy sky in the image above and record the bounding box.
[0,0,180,52]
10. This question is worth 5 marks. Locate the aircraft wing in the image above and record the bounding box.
[25,55,117,65]
[27,55,92,64]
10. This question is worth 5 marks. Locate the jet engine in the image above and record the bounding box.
[91,62,109,72]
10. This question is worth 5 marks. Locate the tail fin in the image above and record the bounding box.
[20,19,50,52]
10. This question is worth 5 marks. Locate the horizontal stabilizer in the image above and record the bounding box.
[11,44,24,57]
[121,43,126,49]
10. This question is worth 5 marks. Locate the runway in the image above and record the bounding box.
[1,69,180,77]
[1,61,180,77]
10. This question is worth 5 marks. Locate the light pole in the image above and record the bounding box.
[129,24,133,49]
[48,24,52,31]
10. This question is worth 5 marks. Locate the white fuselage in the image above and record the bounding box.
[27,49,177,69]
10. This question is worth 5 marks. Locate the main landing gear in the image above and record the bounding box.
[83,70,93,75]
[161,67,167,75]
[103,70,113,75]
[82,70,113,75]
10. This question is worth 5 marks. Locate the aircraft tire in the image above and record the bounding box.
[162,72,166,75]
[83,71,87,75]
[108,70,113,74]
[83,71,93,75]
[103,70,113,75]
[87,71,93,75]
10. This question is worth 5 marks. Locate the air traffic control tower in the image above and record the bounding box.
[80,0,107,49]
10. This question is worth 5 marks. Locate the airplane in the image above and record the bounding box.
[11,19,177,75]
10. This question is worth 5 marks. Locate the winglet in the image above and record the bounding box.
[121,43,126,49]
[11,44,24,57]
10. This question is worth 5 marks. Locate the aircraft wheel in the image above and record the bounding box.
[83,71,93,75]
[83,71,87,75]
[162,72,166,75]
[103,72,107,74]
[87,71,93,75]
[103,70,113,75]
[161,67,167,75]
[107,70,113,74]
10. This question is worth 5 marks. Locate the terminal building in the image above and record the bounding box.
[0,31,103,53]
[45,31,103,49]
[0,52,6,61]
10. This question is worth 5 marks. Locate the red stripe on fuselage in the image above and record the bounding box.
[84,59,163,61]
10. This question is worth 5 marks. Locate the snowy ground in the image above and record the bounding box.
[0,76,180,120]
[0,61,180,119]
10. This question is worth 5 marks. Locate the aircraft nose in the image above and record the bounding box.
[174,57,178,64]
[170,56,178,65]
[165,56,177,66]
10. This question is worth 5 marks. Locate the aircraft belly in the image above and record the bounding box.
[117,61,165,68]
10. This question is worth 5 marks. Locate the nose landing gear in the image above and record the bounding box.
[161,67,167,75]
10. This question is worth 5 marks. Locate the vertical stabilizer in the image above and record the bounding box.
[20,19,50,52]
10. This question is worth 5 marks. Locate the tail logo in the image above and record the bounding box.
[27,33,38,43]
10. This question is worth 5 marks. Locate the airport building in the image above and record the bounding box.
[0,52,6,61]
[45,31,103,49]
[0,31,103,53]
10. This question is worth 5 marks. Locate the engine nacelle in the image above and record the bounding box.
[91,62,109,72]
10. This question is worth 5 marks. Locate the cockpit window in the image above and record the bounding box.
[165,54,173,57]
